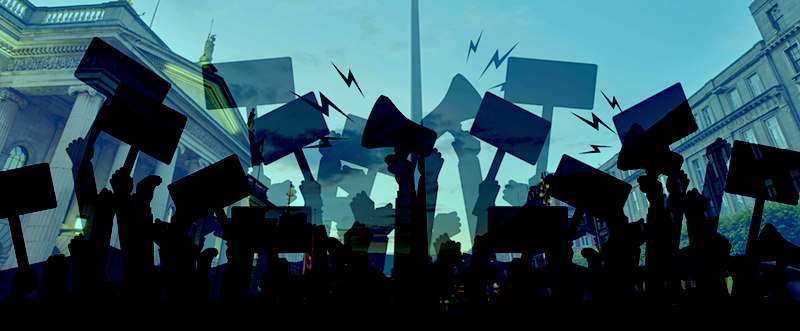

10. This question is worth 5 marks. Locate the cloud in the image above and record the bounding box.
[462,4,540,30]
[276,0,320,10]
[291,52,320,68]
[713,23,760,51]
[359,16,381,40]
[325,47,347,64]
[387,42,408,54]
[421,34,440,53]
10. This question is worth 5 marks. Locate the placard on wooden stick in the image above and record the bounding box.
[0,163,57,272]
[168,154,252,224]
[548,154,632,225]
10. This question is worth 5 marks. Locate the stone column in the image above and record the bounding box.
[151,143,185,223]
[2,85,105,269]
[0,88,27,168]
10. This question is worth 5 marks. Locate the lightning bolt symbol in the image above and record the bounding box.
[480,42,519,79]
[581,145,610,154]
[572,112,616,134]
[489,82,505,91]
[331,62,365,98]
[292,91,354,122]
[601,90,621,112]
[306,136,345,149]
[467,30,483,64]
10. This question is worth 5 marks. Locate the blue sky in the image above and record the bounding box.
[35,0,765,252]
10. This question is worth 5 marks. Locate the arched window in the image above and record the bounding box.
[2,146,28,171]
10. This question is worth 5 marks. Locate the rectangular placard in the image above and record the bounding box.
[548,154,632,224]
[504,57,597,109]
[470,92,551,166]
[725,141,800,205]
[168,154,252,223]
[0,163,57,218]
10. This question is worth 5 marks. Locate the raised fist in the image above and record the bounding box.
[66,137,92,167]
[637,174,663,197]
[451,130,480,157]
[93,188,116,217]
[422,148,444,178]
[385,154,413,180]
[682,188,708,216]
[68,233,90,258]
[134,175,162,209]
[473,179,500,215]
[110,168,133,196]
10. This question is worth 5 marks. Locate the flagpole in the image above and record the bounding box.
[149,0,161,28]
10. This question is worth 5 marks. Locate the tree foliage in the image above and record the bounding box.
[633,200,800,266]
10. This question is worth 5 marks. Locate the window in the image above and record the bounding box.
[693,159,704,184]
[768,5,787,31]
[742,128,757,144]
[765,178,777,198]
[765,116,788,149]
[729,88,743,110]
[748,73,765,97]
[705,154,718,180]
[580,237,589,246]
[631,192,639,212]
[787,44,800,73]
[2,146,28,171]
[703,107,715,126]
[694,114,704,130]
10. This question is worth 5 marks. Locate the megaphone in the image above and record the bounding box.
[422,74,482,137]
[362,95,437,157]
[754,223,800,269]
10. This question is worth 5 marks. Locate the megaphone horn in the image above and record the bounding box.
[362,95,437,157]
[755,223,800,269]
[423,74,482,137]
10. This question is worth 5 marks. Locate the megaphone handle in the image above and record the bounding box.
[294,150,315,182]
[486,150,505,182]
[745,197,765,257]
[8,214,30,272]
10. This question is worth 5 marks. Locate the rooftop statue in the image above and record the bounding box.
[200,34,216,63]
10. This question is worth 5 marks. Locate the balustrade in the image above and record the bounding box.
[43,7,104,24]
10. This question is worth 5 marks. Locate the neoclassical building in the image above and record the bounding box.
[0,0,255,270]
[600,0,800,224]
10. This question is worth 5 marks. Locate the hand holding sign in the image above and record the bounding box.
[0,163,57,297]
[724,141,800,257]
[168,154,252,236]
[470,92,551,216]
[613,83,695,175]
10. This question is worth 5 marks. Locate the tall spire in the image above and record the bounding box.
[411,0,422,124]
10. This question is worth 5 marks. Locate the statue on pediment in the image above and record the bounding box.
[200,34,216,63]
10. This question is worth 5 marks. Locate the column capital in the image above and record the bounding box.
[0,88,28,110]
[177,141,186,155]
[198,158,211,168]
[68,85,107,103]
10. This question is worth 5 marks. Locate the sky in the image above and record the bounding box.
[34,0,765,253]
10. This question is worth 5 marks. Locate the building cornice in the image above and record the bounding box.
[764,21,800,52]
[673,85,782,154]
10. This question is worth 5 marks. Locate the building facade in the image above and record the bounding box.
[599,0,800,222]
[0,0,257,271]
